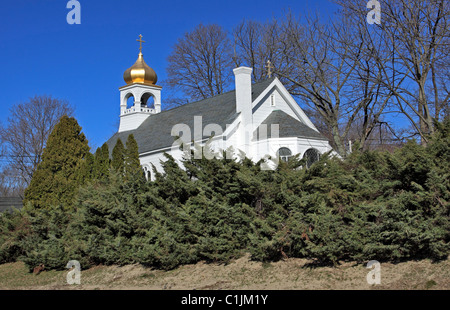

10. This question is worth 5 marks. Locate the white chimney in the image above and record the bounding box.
[233,67,253,124]
[233,66,253,157]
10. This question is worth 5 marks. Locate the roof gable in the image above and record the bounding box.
[254,110,328,141]
[252,78,320,132]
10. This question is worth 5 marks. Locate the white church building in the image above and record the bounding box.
[106,38,333,179]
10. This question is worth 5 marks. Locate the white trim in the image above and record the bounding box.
[251,78,319,132]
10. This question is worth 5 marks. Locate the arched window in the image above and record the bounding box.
[125,93,135,109]
[141,93,155,109]
[143,166,151,181]
[303,148,321,168]
[277,147,292,162]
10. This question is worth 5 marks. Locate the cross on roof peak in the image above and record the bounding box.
[137,34,146,53]
[265,60,274,78]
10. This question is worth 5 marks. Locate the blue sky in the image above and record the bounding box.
[0,0,338,150]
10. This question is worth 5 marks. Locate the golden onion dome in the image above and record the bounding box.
[123,52,158,85]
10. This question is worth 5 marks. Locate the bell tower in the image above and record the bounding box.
[118,35,162,133]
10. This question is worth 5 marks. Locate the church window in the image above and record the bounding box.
[277,147,292,162]
[270,94,275,106]
[143,166,151,181]
[303,148,321,168]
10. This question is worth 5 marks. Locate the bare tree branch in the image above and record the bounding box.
[166,24,234,103]
[0,95,74,192]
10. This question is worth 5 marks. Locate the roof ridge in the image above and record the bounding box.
[157,76,276,115]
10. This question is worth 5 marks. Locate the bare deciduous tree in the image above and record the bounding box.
[335,0,450,144]
[233,19,288,82]
[273,13,393,155]
[0,95,74,193]
[166,24,234,103]
[0,166,25,197]
[165,2,448,153]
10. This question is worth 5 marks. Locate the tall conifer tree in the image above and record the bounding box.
[78,151,95,184]
[23,115,90,211]
[111,138,125,173]
[93,143,110,181]
[124,134,145,182]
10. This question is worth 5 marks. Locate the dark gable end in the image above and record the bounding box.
[254,110,328,141]
[106,78,276,154]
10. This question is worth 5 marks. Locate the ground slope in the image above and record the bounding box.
[0,254,448,290]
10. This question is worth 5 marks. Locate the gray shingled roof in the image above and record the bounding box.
[106,78,276,154]
[254,110,328,141]
[0,197,23,213]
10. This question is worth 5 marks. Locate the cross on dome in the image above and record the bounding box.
[137,34,146,53]
[123,34,158,85]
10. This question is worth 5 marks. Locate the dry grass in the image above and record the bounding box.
[0,254,449,290]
